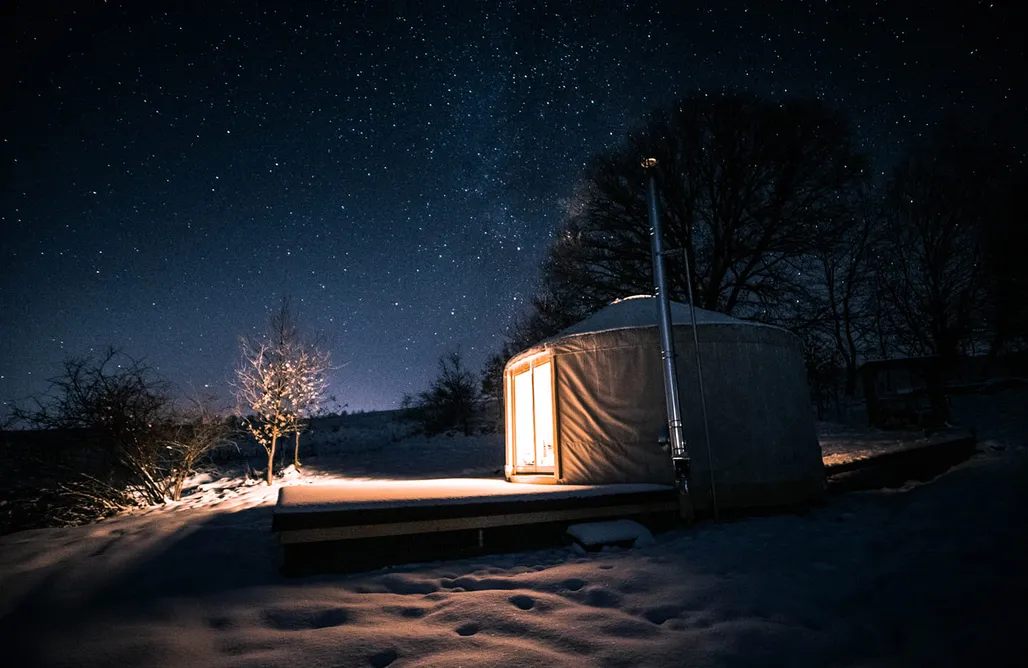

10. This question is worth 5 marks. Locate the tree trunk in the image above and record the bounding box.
[266,435,277,486]
[293,431,301,468]
[845,361,858,398]
[171,474,185,501]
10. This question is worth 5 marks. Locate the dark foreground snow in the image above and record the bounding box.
[1,393,1025,667]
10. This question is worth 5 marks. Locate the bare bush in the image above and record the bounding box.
[164,397,234,501]
[8,348,171,519]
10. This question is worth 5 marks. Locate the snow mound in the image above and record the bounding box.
[567,519,656,548]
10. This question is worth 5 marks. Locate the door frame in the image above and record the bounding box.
[504,352,560,483]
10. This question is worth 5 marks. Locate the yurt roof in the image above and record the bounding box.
[555,295,775,338]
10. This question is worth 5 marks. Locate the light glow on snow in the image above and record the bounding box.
[1,389,1025,666]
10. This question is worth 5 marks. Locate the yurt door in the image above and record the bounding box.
[509,358,556,474]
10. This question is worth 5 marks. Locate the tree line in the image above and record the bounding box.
[481,93,1026,409]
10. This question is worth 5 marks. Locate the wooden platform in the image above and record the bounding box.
[825,430,977,493]
[272,479,681,545]
[272,430,976,572]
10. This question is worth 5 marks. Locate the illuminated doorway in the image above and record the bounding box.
[506,356,555,475]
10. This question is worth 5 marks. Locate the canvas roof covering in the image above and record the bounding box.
[505,296,825,511]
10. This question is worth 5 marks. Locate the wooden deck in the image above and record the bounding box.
[825,430,977,493]
[271,430,976,572]
[272,479,682,545]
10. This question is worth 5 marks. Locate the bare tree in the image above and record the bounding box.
[285,342,330,468]
[542,94,866,321]
[800,188,881,395]
[233,299,330,484]
[407,350,479,436]
[479,351,509,418]
[235,337,290,485]
[978,156,1028,355]
[877,127,992,361]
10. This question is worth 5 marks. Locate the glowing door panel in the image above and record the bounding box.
[513,368,536,466]
[533,361,554,467]
[509,359,555,474]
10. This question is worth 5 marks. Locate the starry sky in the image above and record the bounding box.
[2,0,1023,412]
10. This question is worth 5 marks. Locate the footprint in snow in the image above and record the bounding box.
[509,594,535,610]
[379,575,439,595]
[643,605,683,625]
[261,607,349,630]
[602,618,661,639]
[90,539,120,558]
[397,606,428,619]
[562,578,586,591]
[455,622,480,636]
[369,649,398,667]
[583,587,622,608]
[207,616,233,630]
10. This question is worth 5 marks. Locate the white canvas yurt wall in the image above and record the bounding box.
[503,296,825,511]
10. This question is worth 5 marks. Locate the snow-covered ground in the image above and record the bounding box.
[1,391,1026,667]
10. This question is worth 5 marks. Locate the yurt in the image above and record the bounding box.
[503,295,825,511]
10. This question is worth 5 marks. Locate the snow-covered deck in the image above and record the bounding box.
[272,430,979,547]
[272,479,681,544]
[822,429,977,493]
[820,427,976,471]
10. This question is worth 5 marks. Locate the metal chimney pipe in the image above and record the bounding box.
[643,158,690,490]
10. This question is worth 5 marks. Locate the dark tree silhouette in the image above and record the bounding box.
[979,163,1028,355]
[799,187,881,396]
[405,350,479,436]
[541,94,866,321]
[876,126,1008,361]
[479,351,508,417]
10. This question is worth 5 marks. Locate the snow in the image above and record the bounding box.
[567,520,656,548]
[276,480,673,513]
[1,390,1026,666]
[555,294,780,337]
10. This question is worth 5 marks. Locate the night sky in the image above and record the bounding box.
[2,1,1023,412]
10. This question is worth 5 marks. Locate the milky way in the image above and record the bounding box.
[2,0,1022,411]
